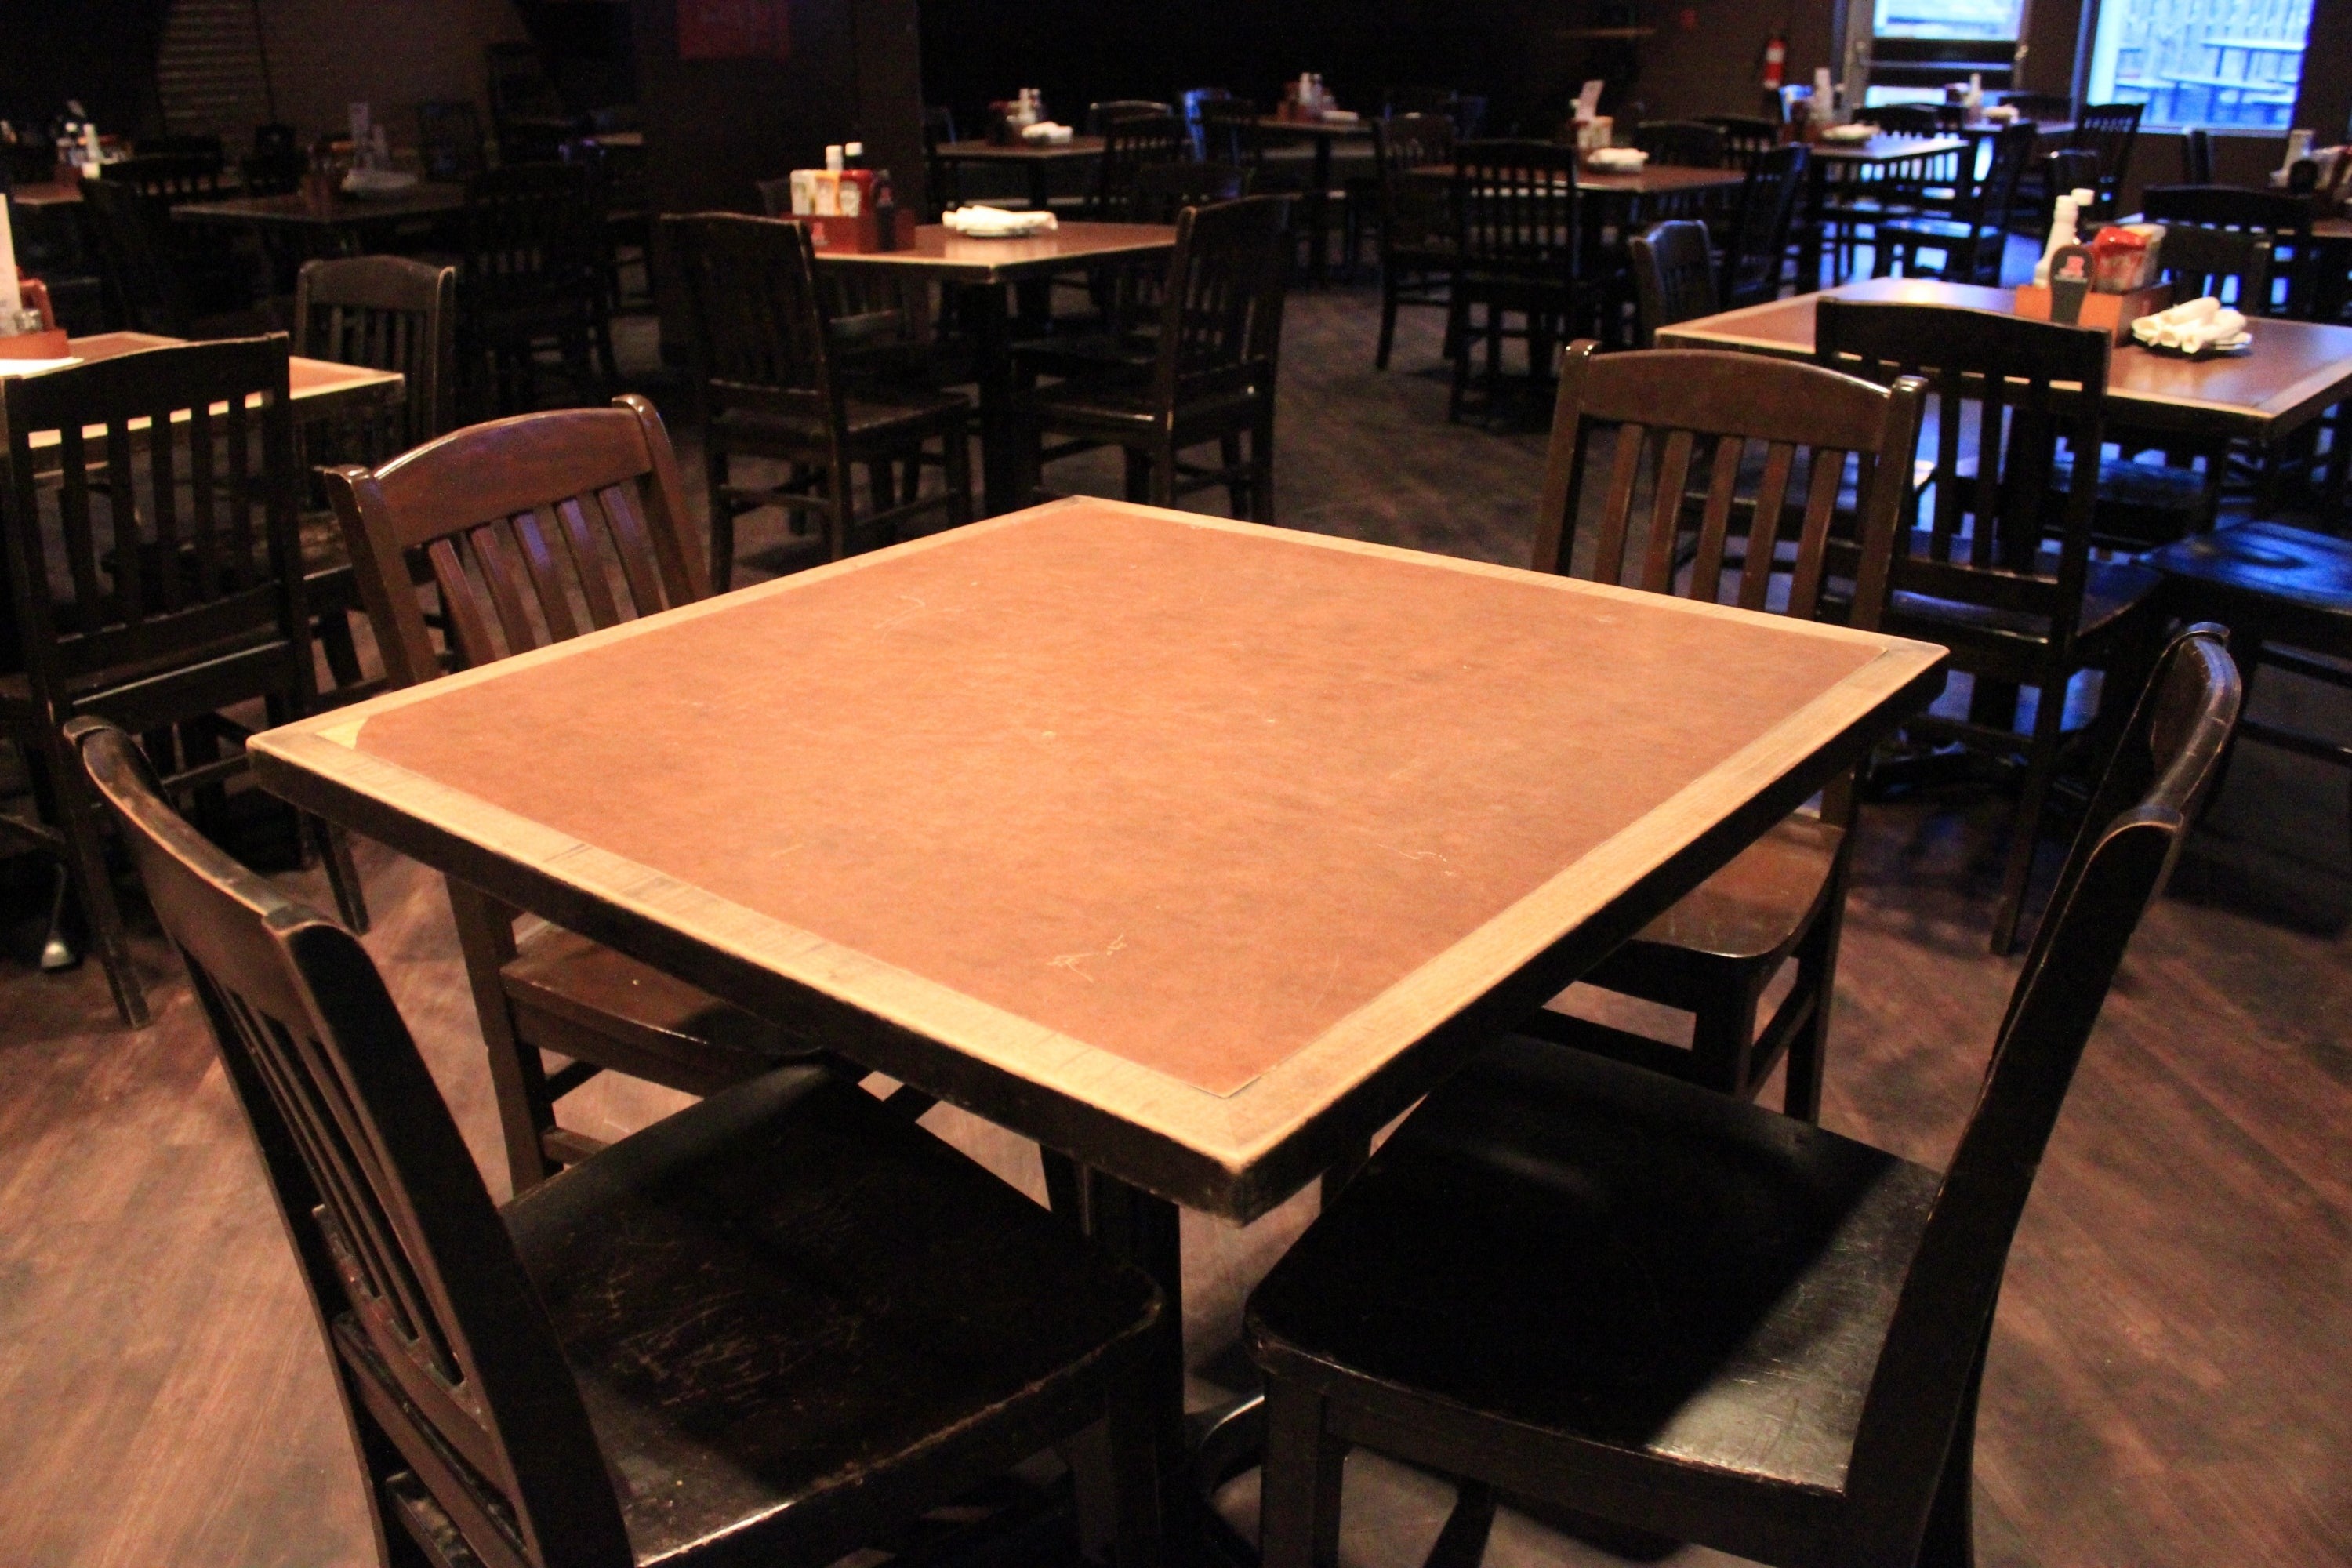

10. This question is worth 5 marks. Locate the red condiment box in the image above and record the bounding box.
[804,209,918,254]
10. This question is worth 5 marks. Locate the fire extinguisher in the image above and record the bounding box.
[1761,33,1788,92]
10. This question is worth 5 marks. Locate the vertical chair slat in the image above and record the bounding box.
[1689,434,1744,606]
[554,496,625,628]
[57,426,105,620]
[106,420,146,627]
[189,400,219,595]
[1784,448,1848,619]
[151,408,183,613]
[1639,428,1697,594]
[511,507,582,643]
[1593,423,1647,585]
[1932,369,1965,564]
[597,482,671,616]
[426,537,500,670]
[470,520,543,659]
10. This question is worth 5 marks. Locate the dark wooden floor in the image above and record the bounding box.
[4,285,2350,1568]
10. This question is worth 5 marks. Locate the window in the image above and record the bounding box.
[2085,0,2314,130]
[1874,0,2027,42]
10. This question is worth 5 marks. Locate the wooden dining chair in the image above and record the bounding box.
[1874,121,2039,286]
[1022,194,1290,520]
[2067,103,2143,220]
[1631,119,1727,169]
[0,336,365,1026]
[664,212,971,590]
[1370,111,1457,370]
[1721,143,1809,307]
[1087,114,1190,219]
[1447,140,1589,421]
[1248,624,2239,1568]
[459,162,611,417]
[322,394,847,1192]
[2141,184,2314,317]
[1523,341,1923,1118]
[1815,299,2163,953]
[1701,114,1780,173]
[290,255,460,702]
[1628,220,1719,346]
[71,714,1169,1568]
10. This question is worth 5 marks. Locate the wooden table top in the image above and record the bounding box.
[8,180,83,209]
[1808,133,1969,163]
[1656,277,2352,442]
[2314,216,2352,241]
[811,222,1175,282]
[172,183,466,228]
[1412,162,1748,196]
[15,332,403,457]
[933,136,1107,162]
[1244,115,1375,138]
[251,499,1942,1218]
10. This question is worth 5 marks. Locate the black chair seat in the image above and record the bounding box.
[2149,519,2352,620]
[1889,557,2158,646]
[1249,1036,1940,1498]
[508,1065,1163,1564]
[1032,372,1269,437]
[1013,331,1161,383]
[503,924,816,1094]
[712,390,969,449]
[1615,812,1839,966]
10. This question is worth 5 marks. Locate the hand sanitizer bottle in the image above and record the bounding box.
[2034,192,2079,287]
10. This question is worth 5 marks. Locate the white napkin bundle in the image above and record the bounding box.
[2131,296,2250,353]
[942,205,1059,238]
[1584,147,1649,171]
[1019,121,1075,143]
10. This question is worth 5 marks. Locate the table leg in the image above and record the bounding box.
[956,280,1025,517]
[1798,158,1828,295]
[1308,135,1335,287]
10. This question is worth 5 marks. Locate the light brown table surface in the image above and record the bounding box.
[8,180,83,209]
[932,136,1107,162]
[1412,162,1748,196]
[811,221,1175,284]
[172,183,466,230]
[252,498,1941,1218]
[1657,276,2352,443]
[1809,132,1969,164]
[15,332,403,462]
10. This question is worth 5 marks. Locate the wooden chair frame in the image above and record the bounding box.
[1523,340,1925,1117]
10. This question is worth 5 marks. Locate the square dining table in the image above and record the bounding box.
[814,223,1177,515]
[1801,133,1970,289]
[250,497,1944,1535]
[1655,275,2352,452]
[930,135,1108,212]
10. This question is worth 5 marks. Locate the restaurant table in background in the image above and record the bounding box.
[172,183,466,257]
[251,496,1944,1554]
[16,330,405,472]
[1244,114,1377,284]
[813,222,1176,514]
[1657,275,2352,453]
[928,136,1107,212]
[1799,134,1970,290]
[5,181,85,210]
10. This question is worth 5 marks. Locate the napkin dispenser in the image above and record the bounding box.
[2013,234,2172,343]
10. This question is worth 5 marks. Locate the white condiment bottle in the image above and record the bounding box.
[2034,191,2080,287]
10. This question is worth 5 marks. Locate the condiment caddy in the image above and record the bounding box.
[782,143,913,252]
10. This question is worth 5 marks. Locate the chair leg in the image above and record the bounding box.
[52,735,149,1029]
[705,445,735,593]
[1689,979,1761,1099]
[1376,274,1400,370]
[445,879,560,1193]
[1040,1146,1085,1225]
[1259,1377,1345,1568]
[1103,1360,1167,1568]
[310,812,371,935]
[1252,416,1277,525]
[1148,441,1176,508]
[943,418,975,527]
[1124,448,1152,504]
[317,608,364,695]
[1917,1336,1987,1568]
[1221,434,1248,517]
[1784,883,1848,1123]
[1991,675,2071,956]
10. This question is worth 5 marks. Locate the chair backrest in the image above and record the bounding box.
[103,149,227,202]
[2181,125,2215,183]
[1372,113,1454,253]
[1093,113,1190,216]
[295,255,459,456]
[1533,341,1922,643]
[2142,184,2311,313]
[1702,114,1780,172]
[0,337,307,718]
[1180,86,1233,158]
[322,395,705,686]
[1453,140,1581,273]
[1628,220,1719,344]
[1723,143,1808,307]
[1878,105,1951,136]
[242,124,305,196]
[1999,90,2073,122]
[1197,97,1261,167]
[78,178,190,335]
[419,100,488,182]
[71,718,635,1568]
[1632,120,1726,168]
[1828,624,2239,1566]
[1127,160,1252,223]
[1964,121,2041,235]
[463,162,601,312]
[1087,99,1176,135]
[2154,225,2274,316]
[2068,103,2141,208]
[1814,299,2111,658]
[662,211,839,432]
[1376,111,1455,178]
[1148,195,1292,416]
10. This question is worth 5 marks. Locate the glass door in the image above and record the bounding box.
[1836,0,2031,107]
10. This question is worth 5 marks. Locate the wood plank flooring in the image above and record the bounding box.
[3,285,2350,1567]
